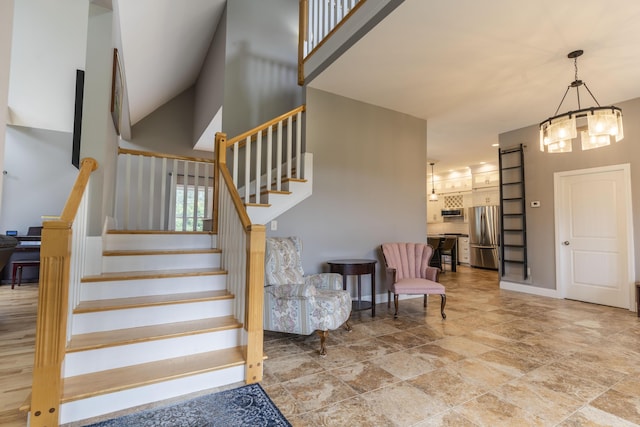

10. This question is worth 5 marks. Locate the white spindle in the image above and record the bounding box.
[322,0,327,38]
[124,154,131,229]
[182,161,189,231]
[136,155,143,229]
[330,0,335,30]
[194,163,201,231]
[233,142,239,187]
[313,0,319,49]
[296,111,302,179]
[244,136,251,204]
[267,127,273,192]
[287,116,293,178]
[169,159,177,230]
[203,163,210,221]
[256,130,262,204]
[160,157,167,229]
[148,157,155,229]
[276,121,283,191]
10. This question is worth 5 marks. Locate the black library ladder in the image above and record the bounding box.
[498,144,528,280]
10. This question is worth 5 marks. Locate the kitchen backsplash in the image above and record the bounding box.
[427,221,470,236]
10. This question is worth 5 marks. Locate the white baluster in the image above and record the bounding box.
[287,116,293,179]
[182,161,189,231]
[169,159,177,231]
[267,126,273,191]
[203,162,210,223]
[160,157,167,230]
[330,0,335,30]
[136,155,143,230]
[193,162,200,231]
[296,111,302,179]
[245,136,251,204]
[124,154,131,230]
[256,130,262,204]
[276,121,283,191]
[233,142,239,187]
[148,157,155,229]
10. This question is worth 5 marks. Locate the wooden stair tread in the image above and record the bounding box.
[103,248,221,256]
[82,267,226,283]
[107,230,215,235]
[67,316,242,352]
[74,290,233,313]
[62,347,245,403]
[245,202,271,207]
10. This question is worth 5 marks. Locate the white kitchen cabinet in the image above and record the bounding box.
[439,176,472,193]
[472,188,500,206]
[473,170,500,189]
[427,197,443,223]
[458,236,470,264]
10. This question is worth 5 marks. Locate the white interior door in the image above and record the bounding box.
[554,164,634,309]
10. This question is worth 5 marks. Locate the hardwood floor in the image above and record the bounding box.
[0,281,38,427]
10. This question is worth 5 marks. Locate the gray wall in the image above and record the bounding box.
[0,126,78,234]
[126,88,210,159]
[273,88,427,300]
[499,96,640,290]
[82,4,119,235]
[0,0,14,212]
[193,6,226,145]
[222,0,301,139]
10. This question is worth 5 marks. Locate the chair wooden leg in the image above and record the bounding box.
[317,330,329,356]
[387,290,391,308]
[393,294,399,319]
[423,294,428,307]
[440,294,447,319]
[343,319,353,332]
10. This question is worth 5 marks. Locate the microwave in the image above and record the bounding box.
[441,209,463,217]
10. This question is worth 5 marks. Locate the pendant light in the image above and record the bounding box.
[429,162,438,202]
[539,50,623,153]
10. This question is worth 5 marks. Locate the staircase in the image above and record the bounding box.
[58,231,245,425]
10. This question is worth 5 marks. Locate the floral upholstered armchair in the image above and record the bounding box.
[264,237,352,356]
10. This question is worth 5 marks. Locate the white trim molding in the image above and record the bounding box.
[500,280,561,299]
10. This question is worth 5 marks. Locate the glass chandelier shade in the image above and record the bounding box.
[429,163,438,202]
[539,50,623,153]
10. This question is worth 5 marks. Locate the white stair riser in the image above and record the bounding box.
[102,253,220,273]
[72,299,234,334]
[80,274,227,301]
[59,365,245,425]
[104,234,217,251]
[64,329,242,377]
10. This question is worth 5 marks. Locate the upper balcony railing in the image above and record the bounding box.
[298,0,365,84]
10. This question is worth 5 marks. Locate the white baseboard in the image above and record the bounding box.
[500,280,561,299]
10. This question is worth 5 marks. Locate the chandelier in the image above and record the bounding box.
[429,163,438,202]
[539,50,623,153]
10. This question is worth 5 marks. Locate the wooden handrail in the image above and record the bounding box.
[298,0,308,85]
[118,147,214,164]
[30,157,98,427]
[60,158,98,222]
[216,133,251,230]
[298,0,367,85]
[226,105,306,147]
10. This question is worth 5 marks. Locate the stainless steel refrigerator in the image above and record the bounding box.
[468,205,500,270]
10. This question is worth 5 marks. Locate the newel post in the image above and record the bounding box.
[30,221,72,427]
[244,224,266,383]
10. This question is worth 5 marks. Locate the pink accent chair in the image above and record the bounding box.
[381,242,446,319]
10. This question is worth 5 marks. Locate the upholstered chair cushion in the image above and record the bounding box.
[265,237,305,285]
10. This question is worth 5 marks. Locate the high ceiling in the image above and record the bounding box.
[307,0,640,172]
[116,0,640,173]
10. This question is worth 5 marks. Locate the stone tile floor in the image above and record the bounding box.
[262,265,640,426]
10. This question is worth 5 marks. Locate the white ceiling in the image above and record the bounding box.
[116,0,640,174]
[308,0,640,173]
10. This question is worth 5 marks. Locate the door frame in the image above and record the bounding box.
[554,163,636,311]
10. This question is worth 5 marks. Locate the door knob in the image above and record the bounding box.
[562,241,570,246]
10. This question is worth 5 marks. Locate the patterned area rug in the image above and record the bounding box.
[87,384,291,427]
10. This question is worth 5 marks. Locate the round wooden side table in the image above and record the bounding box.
[327,259,377,316]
